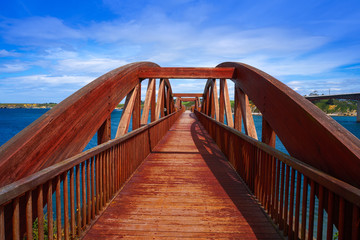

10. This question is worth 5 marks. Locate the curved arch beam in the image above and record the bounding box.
[217,62,360,188]
[0,62,159,187]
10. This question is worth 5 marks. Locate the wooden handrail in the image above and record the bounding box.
[0,109,183,206]
[0,107,185,239]
[195,110,360,239]
[194,110,360,206]
[215,62,360,189]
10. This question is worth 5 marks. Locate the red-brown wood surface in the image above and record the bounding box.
[0,62,159,188]
[138,67,235,79]
[217,62,360,188]
[83,112,281,239]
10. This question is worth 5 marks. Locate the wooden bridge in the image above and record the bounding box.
[0,62,359,239]
[305,93,360,122]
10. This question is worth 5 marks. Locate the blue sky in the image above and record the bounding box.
[1,0,360,103]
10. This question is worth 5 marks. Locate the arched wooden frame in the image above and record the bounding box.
[0,63,175,187]
[202,62,360,188]
[1,61,360,189]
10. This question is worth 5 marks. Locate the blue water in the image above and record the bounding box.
[0,109,359,237]
[1,109,360,153]
[0,108,127,150]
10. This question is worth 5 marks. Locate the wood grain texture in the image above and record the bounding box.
[138,67,235,79]
[236,87,257,140]
[141,79,155,125]
[0,62,159,188]
[222,79,234,128]
[217,62,360,188]
[234,85,242,131]
[83,112,282,239]
[212,79,220,121]
[155,79,165,120]
[116,85,139,137]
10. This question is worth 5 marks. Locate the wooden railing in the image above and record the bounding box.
[0,108,184,240]
[195,110,360,240]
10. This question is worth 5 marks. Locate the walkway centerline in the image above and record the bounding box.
[83,111,282,239]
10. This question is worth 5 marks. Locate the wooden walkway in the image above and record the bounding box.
[83,111,282,239]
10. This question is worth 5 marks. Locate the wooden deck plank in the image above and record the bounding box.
[83,111,282,239]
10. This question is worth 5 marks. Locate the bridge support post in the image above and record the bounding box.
[357,101,360,122]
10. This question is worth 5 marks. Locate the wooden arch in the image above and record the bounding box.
[0,62,176,187]
[200,62,360,188]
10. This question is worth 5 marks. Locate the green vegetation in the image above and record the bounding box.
[313,99,357,115]
[0,103,127,109]
[30,215,58,240]
[0,103,57,109]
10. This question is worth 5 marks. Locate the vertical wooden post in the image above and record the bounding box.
[205,91,210,116]
[141,79,155,125]
[166,86,171,115]
[155,79,165,120]
[132,83,141,130]
[234,85,242,131]
[116,85,139,137]
[219,79,225,123]
[212,79,219,121]
[161,84,166,117]
[262,118,276,147]
[236,87,257,139]
[209,84,215,118]
[97,116,111,144]
[151,80,156,122]
[222,79,234,128]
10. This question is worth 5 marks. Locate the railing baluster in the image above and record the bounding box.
[25,191,33,240]
[301,176,308,240]
[326,191,334,240]
[95,154,100,214]
[63,172,69,240]
[70,168,75,238]
[76,165,81,234]
[47,181,53,240]
[288,168,295,239]
[308,180,315,240]
[317,185,324,240]
[284,165,290,236]
[87,158,91,224]
[338,197,345,240]
[91,157,95,219]
[279,162,285,230]
[56,175,62,240]
[352,205,359,240]
[0,205,4,240]
[82,161,86,227]
[271,157,277,220]
[99,153,103,209]
[37,185,44,240]
[12,197,20,240]
[294,172,301,240]
[275,158,281,225]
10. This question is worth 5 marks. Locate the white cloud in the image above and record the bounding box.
[54,58,128,74]
[0,49,20,57]
[0,63,29,73]
[287,78,360,95]
[4,74,94,85]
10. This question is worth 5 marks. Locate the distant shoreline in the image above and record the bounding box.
[0,103,124,110]
[0,104,355,116]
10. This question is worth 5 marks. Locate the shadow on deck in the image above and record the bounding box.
[83,111,282,239]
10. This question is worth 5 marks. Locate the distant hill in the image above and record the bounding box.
[0,103,57,109]
[312,99,357,116]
